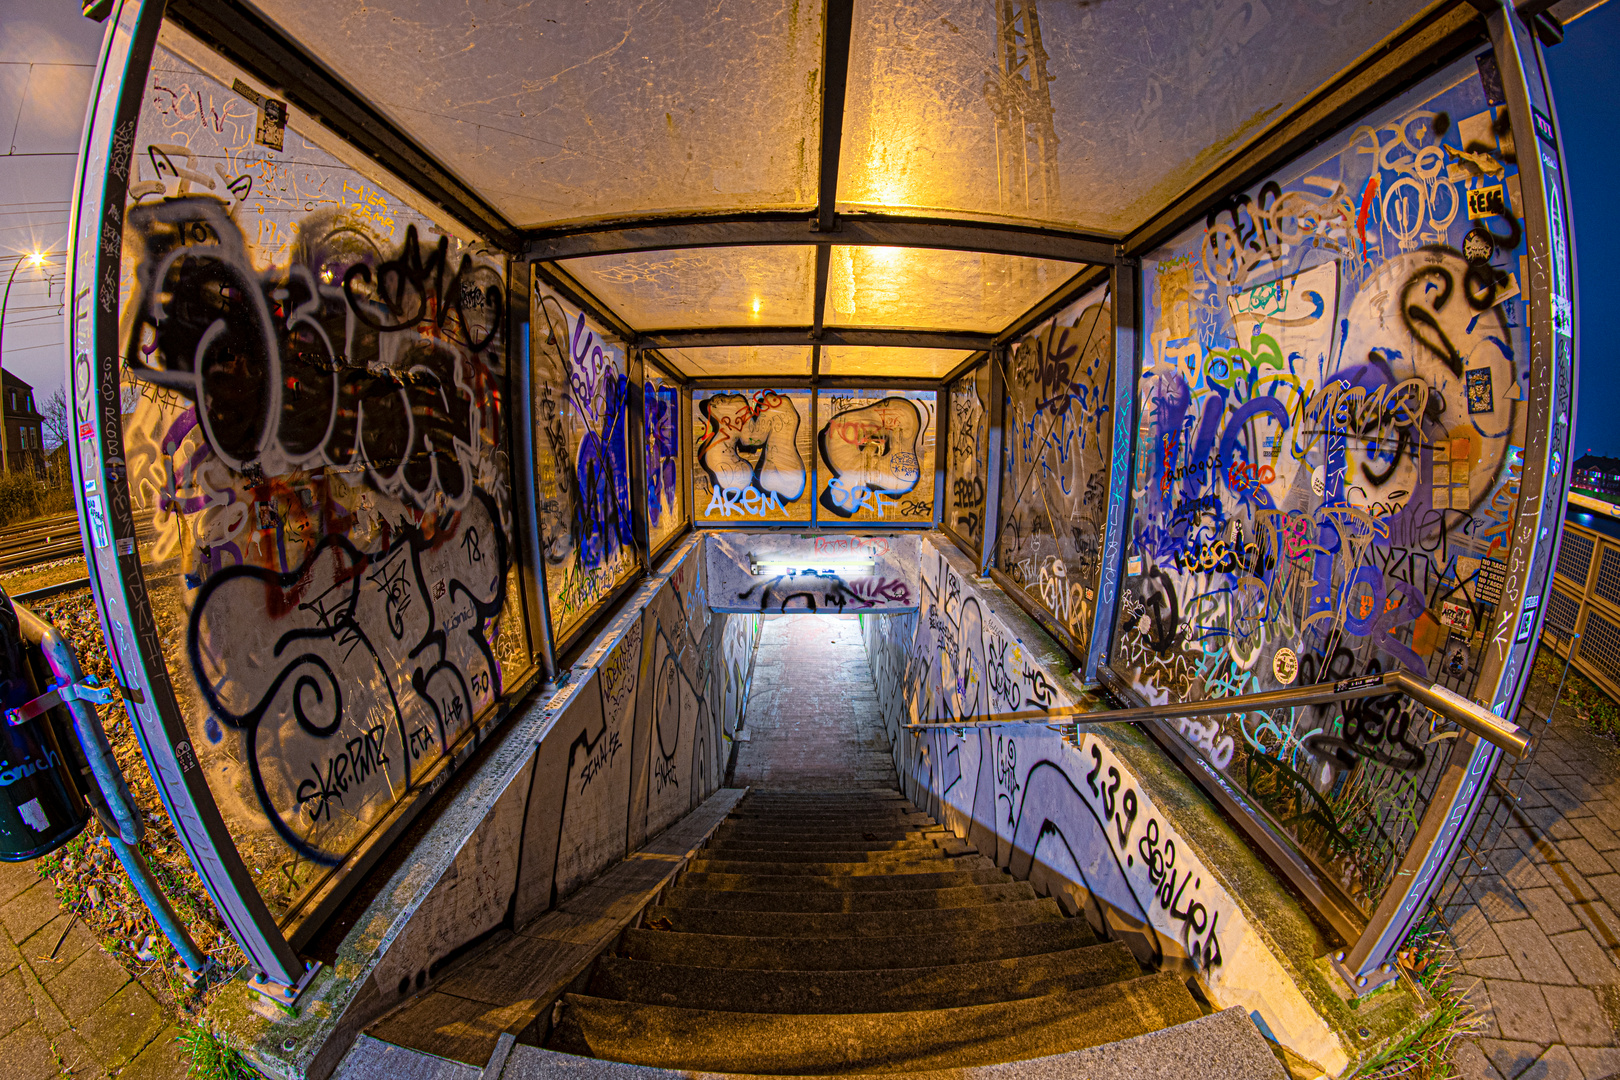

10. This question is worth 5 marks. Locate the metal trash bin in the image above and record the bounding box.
[0,592,89,860]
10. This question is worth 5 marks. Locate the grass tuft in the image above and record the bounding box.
[1352,915,1486,1079]
[178,1023,260,1080]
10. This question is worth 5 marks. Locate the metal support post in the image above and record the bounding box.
[1088,257,1140,680]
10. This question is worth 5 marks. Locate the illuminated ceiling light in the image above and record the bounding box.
[748,557,874,577]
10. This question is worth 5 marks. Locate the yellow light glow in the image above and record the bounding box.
[751,297,762,316]
[25,251,45,267]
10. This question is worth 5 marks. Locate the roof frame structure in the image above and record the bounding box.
[165,0,1497,384]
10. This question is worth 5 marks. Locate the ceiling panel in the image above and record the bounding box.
[820,347,973,379]
[659,346,813,378]
[837,0,1420,234]
[248,0,823,229]
[562,246,816,330]
[826,247,1079,333]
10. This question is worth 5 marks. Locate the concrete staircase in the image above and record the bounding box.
[546,789,1207,1074]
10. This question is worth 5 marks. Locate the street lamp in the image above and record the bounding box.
[0,250,52,476]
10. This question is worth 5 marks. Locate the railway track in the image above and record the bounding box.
[0,509,156,573]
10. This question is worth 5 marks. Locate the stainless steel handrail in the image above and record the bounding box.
[902,668,1529,760]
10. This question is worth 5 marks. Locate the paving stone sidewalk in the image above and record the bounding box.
[1442,699,1620,1080]
[0,857,184,1078]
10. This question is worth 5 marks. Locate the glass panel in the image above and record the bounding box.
[945,361,991,548]
[643,362,685,553]
[1112,59,1530,913]
[826,246,1078,333]
[839,0,1420,233]
[533,287,640,643]
[118,42,526,922]
[815,389,937,524]
[693,389,814,523]
[658,346,813,378]
[997,285,1112,652]
[249,0,823,229]
[820,347,973,378]
[563,246,817,329]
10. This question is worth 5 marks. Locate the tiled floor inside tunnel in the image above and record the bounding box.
[727,615,897,793]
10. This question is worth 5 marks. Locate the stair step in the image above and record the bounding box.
[703,837,936,853]
[659,881,1038,913]
[644,897,1062,939]
[713,826,932,842]
[690,846,955,865]
[686,855,989,877]
[548,972,1200,1074]
[587,941,1144,1014]
[727,808,933,823]
[618,918,1098,971]
[678,867,1013,892]
[740,794,908,806]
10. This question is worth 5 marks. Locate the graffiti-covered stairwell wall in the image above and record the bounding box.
[1109,54,1539,917]
[996,285,1115,657]
[863,536,1355,1073]
[109,25,528,935]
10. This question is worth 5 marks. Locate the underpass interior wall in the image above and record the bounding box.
[862,534,1355,1074]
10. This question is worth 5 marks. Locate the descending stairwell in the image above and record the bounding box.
[546,789,1207,1075]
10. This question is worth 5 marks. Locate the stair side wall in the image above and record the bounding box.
[212,534,735,1080]
[862,534,1353,1075]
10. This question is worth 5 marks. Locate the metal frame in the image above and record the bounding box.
[66,0,308,992]
[808,385,942,530]
[937,357,991,560]
[507,259,551,685]
[1331,0,1583,990]
[979,345,1009,575]
[65,0,1578,1001]
[642,354,694,569]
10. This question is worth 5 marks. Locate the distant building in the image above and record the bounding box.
[2,371,45,477]
[1573,453,1620,496]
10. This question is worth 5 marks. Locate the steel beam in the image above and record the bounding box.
[524,212,1118,265]
[640,327,995,351]
[812,245,831,340]
[817,0,855,234]
[166,0,523,252]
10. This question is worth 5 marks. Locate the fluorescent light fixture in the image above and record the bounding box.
[747,556,875,577]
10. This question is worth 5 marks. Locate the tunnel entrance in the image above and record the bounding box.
[729,615,896,794]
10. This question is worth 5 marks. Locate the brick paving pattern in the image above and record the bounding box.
[1445,706,1620,1080]
[0,857,183,1078]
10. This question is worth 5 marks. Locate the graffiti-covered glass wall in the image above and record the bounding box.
[643,360,685,554]
[996,287,1115,656]
[815,389,937,525]
[533,288,639,646]
[114,29,527,925]
[692,389,814,524]
[944,361,990,552]
[1109,55,1532,912]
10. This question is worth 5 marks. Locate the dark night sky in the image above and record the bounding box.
[1546,3,1620,460]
